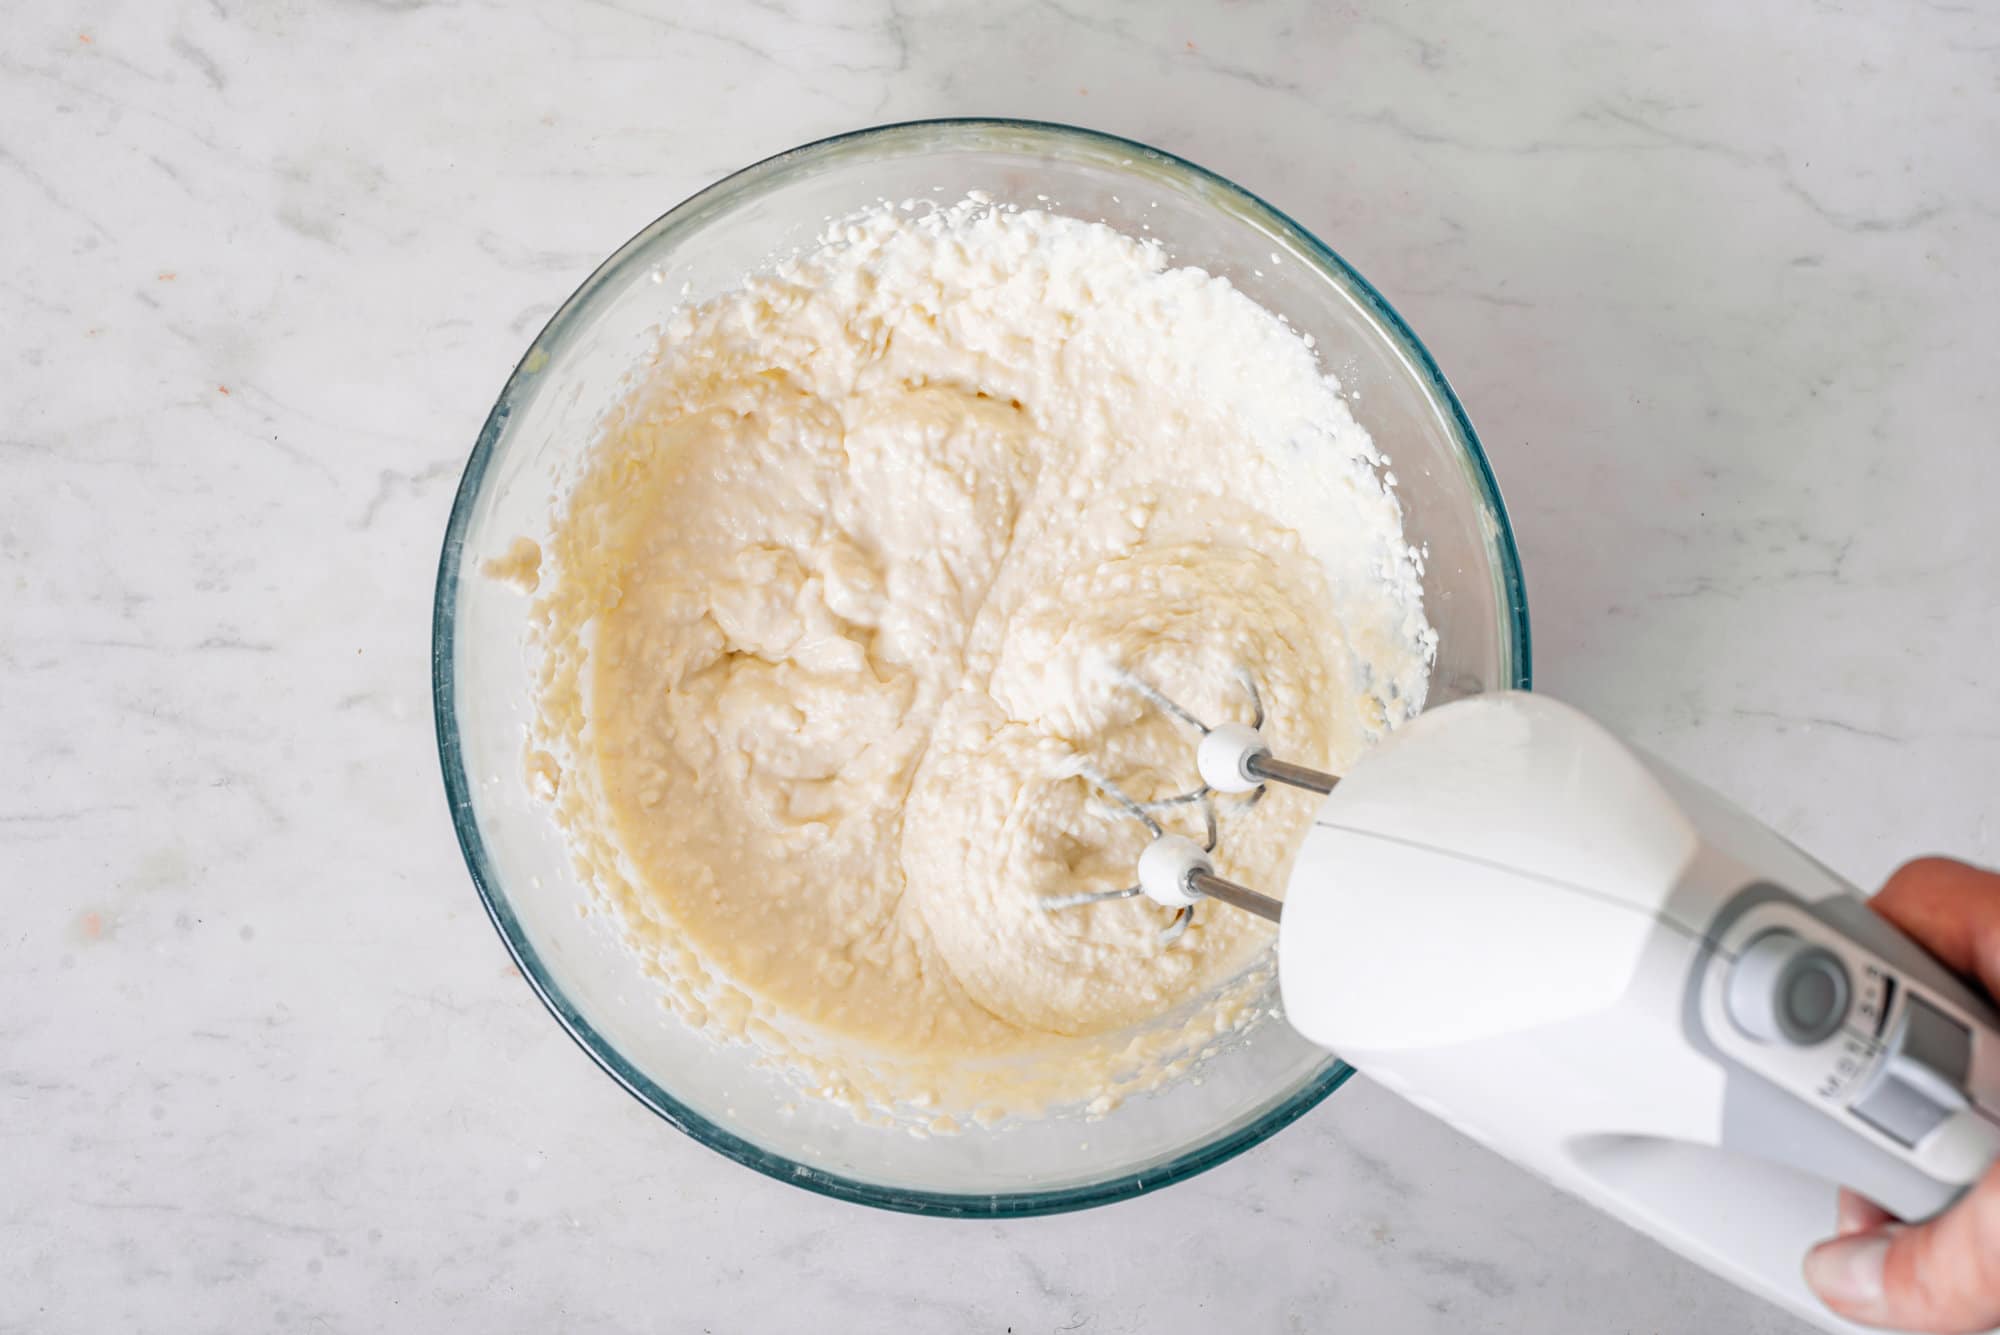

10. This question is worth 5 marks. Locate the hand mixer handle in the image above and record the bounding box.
[1274,692,2000,1334]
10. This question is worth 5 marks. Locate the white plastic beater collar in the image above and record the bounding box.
[1137,834,1212,909]
[1196,722,1270,794]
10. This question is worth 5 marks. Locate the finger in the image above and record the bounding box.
[1806,1162,2000,1333]
[1870,858,2000,996]
[1838,1188,1894,1237]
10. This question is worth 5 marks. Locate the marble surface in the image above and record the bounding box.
[7,0,1999,1329]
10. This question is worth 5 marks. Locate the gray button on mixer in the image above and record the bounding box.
[1851,996,1972,1147]
[1783,957,1848,1041]
[1728,931,1852,1045]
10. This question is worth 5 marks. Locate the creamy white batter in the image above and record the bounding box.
[521,198,1433,1121]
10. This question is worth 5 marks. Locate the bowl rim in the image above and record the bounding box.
[431,116,1531,1218]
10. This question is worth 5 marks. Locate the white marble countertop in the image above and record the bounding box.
[9,1,1999,1330]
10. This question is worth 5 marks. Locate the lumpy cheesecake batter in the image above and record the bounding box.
[522,198,1433,1120]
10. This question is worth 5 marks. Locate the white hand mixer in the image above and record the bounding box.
[1044,676,2000,1335]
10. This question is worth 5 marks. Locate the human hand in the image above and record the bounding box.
[1805,858,2000,1332]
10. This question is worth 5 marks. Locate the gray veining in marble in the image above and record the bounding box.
[6,1,1998,1330]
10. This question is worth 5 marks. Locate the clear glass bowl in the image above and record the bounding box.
[433,119,1529,1216]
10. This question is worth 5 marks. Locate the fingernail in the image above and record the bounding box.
[1805,1233,1890,1314]
[1836,1192,1883,1236]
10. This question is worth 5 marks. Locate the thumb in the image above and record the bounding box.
[1805,1163,2000,1333]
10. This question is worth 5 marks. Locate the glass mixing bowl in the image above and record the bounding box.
[433,119,1529,1216]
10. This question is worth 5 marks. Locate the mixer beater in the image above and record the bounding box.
[1039,669,1341,943]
